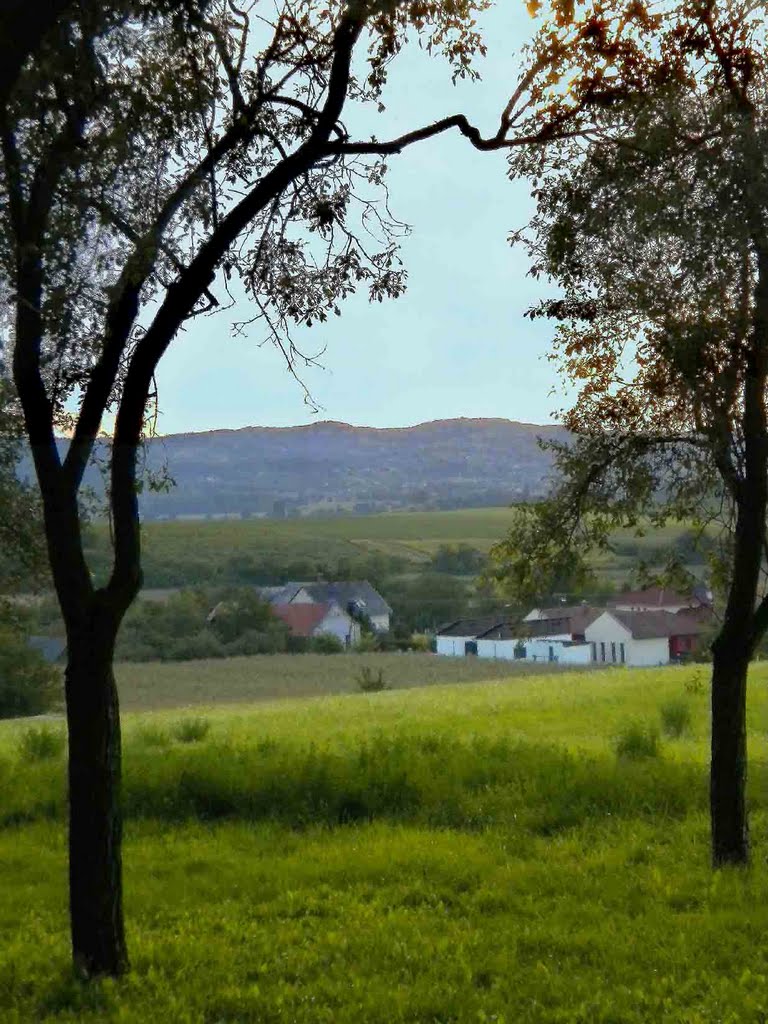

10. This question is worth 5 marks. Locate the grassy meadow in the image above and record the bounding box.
[2,661,768,1022]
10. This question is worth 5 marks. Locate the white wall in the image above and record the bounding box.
[370,613,390,633]
[476,638,519,661]
[436,636,475,657]
[627,637,670,667]
[314,610,359,646]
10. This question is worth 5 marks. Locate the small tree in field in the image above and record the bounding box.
[491,0,768,867]
[1,0,592,979]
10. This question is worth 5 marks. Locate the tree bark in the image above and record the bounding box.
[710,641,749,866]
[64,611,128,978]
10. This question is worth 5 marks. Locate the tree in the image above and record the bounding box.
[492,1,768,866]
[1,0,581,978]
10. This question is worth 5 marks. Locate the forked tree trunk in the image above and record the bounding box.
[64,617,128,977]
[710,639,749,866]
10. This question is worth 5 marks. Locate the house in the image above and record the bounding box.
[259,580,392,633]
[584,608,711,667]
[524,604,600,642]
[271,601,361,647]
[475,621,521,661]
[435,617,505,657]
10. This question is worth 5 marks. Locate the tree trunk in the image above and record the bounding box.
[64,619,128,978]
[710,640,749,866]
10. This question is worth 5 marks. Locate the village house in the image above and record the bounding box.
[435,586,713,667]
[259,580,392,633]
[271,601,361,647]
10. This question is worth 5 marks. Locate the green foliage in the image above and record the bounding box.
[171,718,210,744]
[208,588,283,645]
[310,632,344,654]
[355,667,388,692]
[18,725,66,762]
[614,723,661,762]
[0,631,60,719]
[429,543,486,575]
[660,698,692,739]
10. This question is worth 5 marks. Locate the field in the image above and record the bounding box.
[114,652,585,710]
[78,508,704,589]
[1,659,768,1021]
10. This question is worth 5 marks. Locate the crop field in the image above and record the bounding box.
[80,507,705,586]
[1,661,768,1021]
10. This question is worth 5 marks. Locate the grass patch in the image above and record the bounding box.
[614,721,661,762]
[660,697,693,738]
[171,717,210,744]
[18,725,66,762]
[0,662,766,1021]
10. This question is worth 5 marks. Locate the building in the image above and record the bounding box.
[608,586,713,614]
[260,580,392,633]
[271,602,361,647]
[435,617,506,657]
[584,608,711,667]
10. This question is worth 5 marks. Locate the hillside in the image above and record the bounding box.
[118,417,564,518]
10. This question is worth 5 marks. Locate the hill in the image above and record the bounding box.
[115,417,564,518]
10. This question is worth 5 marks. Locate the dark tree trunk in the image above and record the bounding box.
[710,641,749,866]
[64,613,128,978]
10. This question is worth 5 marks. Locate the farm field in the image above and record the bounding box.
[77,507,707,589]
[1,663,768,1022]
[113,652,587,711]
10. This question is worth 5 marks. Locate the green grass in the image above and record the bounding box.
[1,662,767,1022]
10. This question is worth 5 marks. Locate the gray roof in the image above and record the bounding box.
[28,636,67,663]
[258,580,391,616]
[438,617,505,638]
[608,609,711,640]
[476,622,518,641]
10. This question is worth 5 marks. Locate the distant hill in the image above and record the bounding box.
[33,418,566,519]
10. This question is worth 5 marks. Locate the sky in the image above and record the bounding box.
[153,5,568,435]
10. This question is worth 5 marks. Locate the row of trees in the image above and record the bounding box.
[3,0,768,984]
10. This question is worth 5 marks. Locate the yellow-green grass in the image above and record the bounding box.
[2,664,768,1022]
[112,652,589,711]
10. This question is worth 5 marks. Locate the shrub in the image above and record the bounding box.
[19,724,66,761]
[172,718,211,743]
[310,633,344,654]
[224,627,287,656]
[0,632,60,718]
[164,630,225,662]
[614,722,660,761]
[356,667,388,693]
[660,698,692,738]
[133,725,171,748]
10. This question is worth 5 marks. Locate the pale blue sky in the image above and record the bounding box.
[154,5,566,434]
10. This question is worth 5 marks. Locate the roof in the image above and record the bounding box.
[609,587,700,609]
[28,636,67,663]
[476,622,519,641]
[259,580,391,616]
[271,603,342,637]
[606,609,711,640]
[526,606,601,637]
[437,617,505,638]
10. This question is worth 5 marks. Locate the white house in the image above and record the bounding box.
[260,580,392,632]
[584,608,710,667]
[271,601,361,646]
[475,622,521,661]
[435,617,509,657]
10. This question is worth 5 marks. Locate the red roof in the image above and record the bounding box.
[271,603,333,637]
[609,587,696,609]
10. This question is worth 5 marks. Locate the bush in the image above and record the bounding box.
[172,718,211,744]
[660,698,692,738]
[19,724,66,761]
[224,627,287,656]
[310,633,344,654]
[356,667,388,693]
[164,630,225,662]
[614,722,660,761]
[0,632,60,718]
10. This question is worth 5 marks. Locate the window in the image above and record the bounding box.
[611,642,616,663]
[591,642,597,662]
[600,642,606,663]
[619,642,625,664]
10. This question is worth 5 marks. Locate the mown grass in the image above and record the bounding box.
[1,663,767,1022]
[113,651,588,711]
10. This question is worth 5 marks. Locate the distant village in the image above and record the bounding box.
[435,586,714,668]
